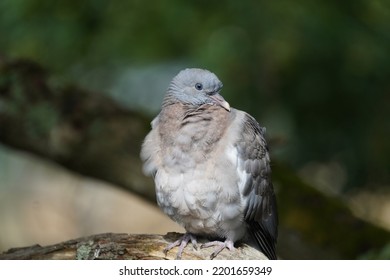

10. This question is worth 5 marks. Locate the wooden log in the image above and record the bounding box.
[0,232,268,260]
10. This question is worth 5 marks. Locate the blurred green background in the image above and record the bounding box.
[0,0,389,259]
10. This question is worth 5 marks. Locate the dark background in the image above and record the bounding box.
[0,0,389,259]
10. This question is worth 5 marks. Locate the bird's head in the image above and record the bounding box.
[165,68,230,111]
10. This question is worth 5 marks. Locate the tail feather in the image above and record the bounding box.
[247,221,277,260]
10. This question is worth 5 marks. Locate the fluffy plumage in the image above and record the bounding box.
[141,68,278,260]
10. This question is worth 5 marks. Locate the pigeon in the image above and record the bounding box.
[140,68,278,260]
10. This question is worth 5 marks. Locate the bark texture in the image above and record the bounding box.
[0,232,267,260]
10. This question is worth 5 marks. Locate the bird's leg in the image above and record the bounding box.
[164,232,198,260]
[201,239,235,259]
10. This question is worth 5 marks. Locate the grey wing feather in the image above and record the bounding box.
[236,113,278,260]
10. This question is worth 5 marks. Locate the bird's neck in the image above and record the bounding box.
[161,93,200,111]
[157,103,232,160]
[161,102,229,126]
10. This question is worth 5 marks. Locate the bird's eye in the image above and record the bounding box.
[195,83,203,91]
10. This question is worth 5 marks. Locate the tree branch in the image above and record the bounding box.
[0,232,267,260]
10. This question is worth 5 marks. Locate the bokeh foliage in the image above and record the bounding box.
[1,0,389,192]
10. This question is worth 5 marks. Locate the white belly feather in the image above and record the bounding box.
[155,144,248,241]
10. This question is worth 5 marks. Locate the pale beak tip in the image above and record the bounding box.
[222,100,231,112]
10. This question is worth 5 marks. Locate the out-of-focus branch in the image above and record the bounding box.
[0,57,154,200]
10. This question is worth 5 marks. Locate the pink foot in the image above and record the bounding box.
[201,239,235,259]
[164,233,198,259]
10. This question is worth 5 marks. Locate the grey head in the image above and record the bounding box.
[164,68,230,111]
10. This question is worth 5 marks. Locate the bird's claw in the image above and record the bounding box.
[164,233,198,259]
[201,240,235,259]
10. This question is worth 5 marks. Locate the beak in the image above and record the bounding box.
[209,93,231,112]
